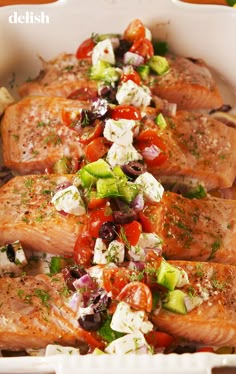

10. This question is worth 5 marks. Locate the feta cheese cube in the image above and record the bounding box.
[106,142,142,168]
[103,118,136,146]
[93,238,108,265]
[135,172,164,202]
[92,39,115,66]
[110,301,153,334]
[93,239,125,265]
[105,331,152,355]
[45,344,80,356]
[116,80,152,108]
[176,268,190,287]
[129,233,162,262]
[51,185,86,216]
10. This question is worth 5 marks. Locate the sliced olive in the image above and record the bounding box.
[121,161,146,179]
[62,265,87,291]
[78,312,103,331]
[99,221,117,242]
[80,109,96,127]
[6,244,15,263]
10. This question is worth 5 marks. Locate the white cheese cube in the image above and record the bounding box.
[110,301,153,334]
[129,233,162,261]
[93,238,108,265]
[105,331,152,355]
[116,80,152,108]
[103,118,136,146]
[176,268,190,287]
[107,240,125,264]
[145,27,152,40]
[92,39,115,66]
[106,142,142,168]
[45,344,80,356]
[51,185,86,216]
[135,172,164,202]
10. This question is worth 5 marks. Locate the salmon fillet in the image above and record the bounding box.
[152,260,236,347]
[18,54,97,98]
[18,53,222,111]
[2,97,235,191]
[0,174,87,256]
[148,56,223,110]
[149,111,236,191]
[0,272,97,350]
[0,175,236,265]
[144,192,236,264]
[1,96,90,174]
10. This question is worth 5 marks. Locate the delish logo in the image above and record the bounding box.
[8,11,49,24]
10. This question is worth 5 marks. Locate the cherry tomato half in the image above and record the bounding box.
[121,220,142,246]
[117,281,152,312]
[111,105,141,121]
[61,108,80,127]
[145,331,174,350]
[103,267,134,298]
[120,70,141,86]
[88,207,113,239]
[76,38,95,59]
[196,347,215,353]
[85,137,110,163]
[74,232,93,267]
[130,38,154,61]
[135,129,168,167]
[123,19,146,42]
[79,120,103,145]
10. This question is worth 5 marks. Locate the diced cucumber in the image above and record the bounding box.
[84,159,114,178]
[155,113,167,130]
[118,182,139,204]
[96,178,119,198]
[96,33,120,42]
[149,55,169,75]
[136,64,150,80]
[90,60,120,83]
[156,260,180,291]
[80,168,97,188]
[163,290,187,315]
[49,256,73,274]
[113,166,127,182]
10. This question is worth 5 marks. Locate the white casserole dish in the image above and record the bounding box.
[0,0,236,373]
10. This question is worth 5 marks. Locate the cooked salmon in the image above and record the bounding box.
[0,175,236,265]
[148,56,223,110]
[1,96,91,175]
[18,54,97,99]
[144,192,236,264]
[2,97,236,191]
[152,260,236,347]
[0,174,87,256]
[18,53,223,111]
[148,111,236,191]
[0,272,101,350]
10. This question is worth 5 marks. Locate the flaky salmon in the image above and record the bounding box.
[18,53,223,111]
[0,272,102,350]
[1,96,90,174]
[18,54,97,99]
[0,175,236,265]
[152,260,236,347]
[0,174,86,256]
[148,56,223,110]
[2,97,236,191]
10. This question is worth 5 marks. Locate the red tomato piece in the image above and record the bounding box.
[138,210,155,233]
[85,137,110,162]
[67,87,98,101]
[79,329,106,351]
[61,108,80,127]
[103,267,133,298]
[130,38,154,61]
[76,38,95,59]
[145,331,174,349]
[74,233,93,267]
[88,207,113,239]
[120,70,141,86]
[196,347,215,353]
[79,120,103,145]
[117,281,153,313]
[123,19,146,42]
[111,105,141,121]
[121,220,142,246]
[135,129,168,167]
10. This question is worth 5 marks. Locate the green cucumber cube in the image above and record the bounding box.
[163,290,187,315]
[149,55,169,75]
[96,178,119,198]
[118,182,139,204]
[84,159,114,178]
[157,260,180,291]
[80,168,97,188]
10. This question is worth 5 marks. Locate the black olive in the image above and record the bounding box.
[90,289,110,313]
[6,244,15,263]
[112,209,137,224]
[121,161,146,179]
[173,345,196,354]
[115,39,132,59]
[80,109,96,126]
[99,221,117,242]
[99,86,117,104]
[78,312,103,331]
[62,265,87,291]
